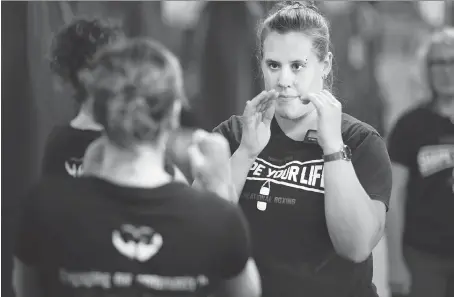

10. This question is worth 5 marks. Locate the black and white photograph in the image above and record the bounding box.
[2,1,454,297]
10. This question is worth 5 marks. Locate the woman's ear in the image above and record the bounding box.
[323,51,333,77]
[170,100,183,130]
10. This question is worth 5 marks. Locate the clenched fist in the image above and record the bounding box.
[188,130,232,191]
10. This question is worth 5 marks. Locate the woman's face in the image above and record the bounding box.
[428,41,454,97]
[261,31,331,120]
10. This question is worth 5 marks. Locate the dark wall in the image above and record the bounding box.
[2,2,32,297]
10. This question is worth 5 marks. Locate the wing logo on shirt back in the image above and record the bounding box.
[112,224,163,262]
[64,157,84,177]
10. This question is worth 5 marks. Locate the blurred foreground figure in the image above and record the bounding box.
[13,38,261,297]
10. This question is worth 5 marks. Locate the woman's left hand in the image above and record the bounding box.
[305,90,343,154]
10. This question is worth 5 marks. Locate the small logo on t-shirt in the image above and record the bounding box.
[112,224,163,262]
[417,145,454,177]
[257,181,271,211]
[64,157,84,177]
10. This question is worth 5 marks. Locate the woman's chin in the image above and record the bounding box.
[276,108,307,120]
[276,102,313,120]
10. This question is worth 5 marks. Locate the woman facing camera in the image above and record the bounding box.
[211,1,392,296]
[14,38,260,297]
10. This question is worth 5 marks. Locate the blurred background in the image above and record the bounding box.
[2,1,453,297]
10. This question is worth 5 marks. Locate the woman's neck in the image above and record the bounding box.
[433,96,454,120]
[70,103,103,131]
[275,109,318,141]
[97,143,172,189]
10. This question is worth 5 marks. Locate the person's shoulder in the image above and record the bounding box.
[395,103,433,125]
[46,124,91,147]
[45,124,71,145]
[35,175,89,194]
[178,184,238,215]
[341,113,381,144]
[23,176,85,207]
[51,124,102,141]
[213,115,243,153]
[213,115,243,135]
[189,185,235,207]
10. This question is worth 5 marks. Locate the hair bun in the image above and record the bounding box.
[280,1,319,12]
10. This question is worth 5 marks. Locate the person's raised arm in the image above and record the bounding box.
[307,90,391,263]
[206,90,278,203]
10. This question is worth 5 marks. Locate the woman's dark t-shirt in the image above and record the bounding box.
[15,177,251,296]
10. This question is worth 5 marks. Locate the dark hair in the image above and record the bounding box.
[49,17,123,103]
[79,38,185,149]
[257,1,333,90]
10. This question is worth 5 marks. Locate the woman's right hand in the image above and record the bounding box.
[239,90,278,157]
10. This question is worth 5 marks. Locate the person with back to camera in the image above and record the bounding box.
[43,17,122,178]
[13,37,261,297]
[210,1,393,296]
[387,27,454,297]
[43,17,188,181]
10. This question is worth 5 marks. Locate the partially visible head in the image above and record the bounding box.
[257,1,333,120]
[419,27,454,99]
[50,17,123,104]
[79,38,185,151]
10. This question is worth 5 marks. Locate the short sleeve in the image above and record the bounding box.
[213,116,243,156]
[14,187,42,266]
[219,206,252,279]
[387,113,415,168]
[351,132,392,211]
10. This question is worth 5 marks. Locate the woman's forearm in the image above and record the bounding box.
[229,146,257,203]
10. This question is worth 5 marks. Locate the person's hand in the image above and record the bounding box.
[305,90,343,154]
[82,137,106,176]
[188,130,233,198]
[389,257,412,295]
[239,90,278,158]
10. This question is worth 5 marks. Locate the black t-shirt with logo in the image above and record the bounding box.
[42,125,175,178]
[42,125,101,177]
[214,114,392,297]
[388,104,454,257]
[15,177,251,297]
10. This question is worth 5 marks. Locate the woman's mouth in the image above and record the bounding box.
[278,95,310,104]
[278,95,299,101]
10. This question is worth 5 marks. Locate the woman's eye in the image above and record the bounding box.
[267,62,280,70]
[292,63,305,71]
